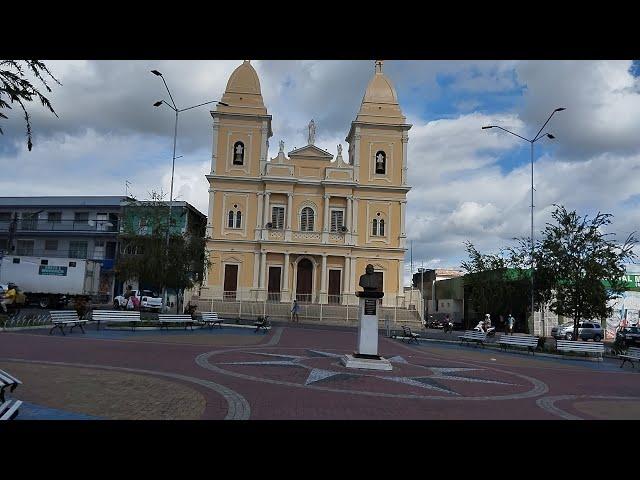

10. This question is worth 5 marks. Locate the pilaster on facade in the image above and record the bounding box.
[353,128,361,183]
[352,197,359,246]
[257,251,268,301]
[399,200,407,248]
[319,253,328,304]
[401,132,409,186]
[322,193,330,243]
[255,192,264,240]
[261,192,271,241]
[211,117,220,175]
[397,259,405,301]
[281,252,291,302]
[285,193,293,241]
[206,187,215,238]
[346,195,353,245]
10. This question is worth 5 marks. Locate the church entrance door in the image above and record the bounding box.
[296,259,313,303]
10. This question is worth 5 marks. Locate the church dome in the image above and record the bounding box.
[219,60,267,115]
[362,63,399,104]
[356,61,405,123]
[224,60,262,96]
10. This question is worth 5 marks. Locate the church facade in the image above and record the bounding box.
[201,60,411,307]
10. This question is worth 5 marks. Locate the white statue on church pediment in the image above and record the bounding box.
[308,119,316,145]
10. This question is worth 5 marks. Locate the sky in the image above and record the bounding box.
[1,59,639,287]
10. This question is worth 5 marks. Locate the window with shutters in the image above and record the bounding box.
[271,206,285,229]
[330,209,344,232]
[300,207,314,232]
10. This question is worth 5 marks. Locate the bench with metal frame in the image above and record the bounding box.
[556,339,604,359]
[401,325,420,344]
[619,346,640,368]
[0,369,22,403]
[200,312,223,329]
[0,369,22,421]
[49,311,88,336]
[158,314,196,331]
[255,316,270,334]
[499,333,539,355]
[458,330,487,347]
[92,310,141,331]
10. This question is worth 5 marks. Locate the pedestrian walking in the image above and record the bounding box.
[291,299,300,323]
[507,314,515,335]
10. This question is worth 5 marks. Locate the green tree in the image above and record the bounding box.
[0,60,61,151]
[535,205,637,340]
[115,194,209,311]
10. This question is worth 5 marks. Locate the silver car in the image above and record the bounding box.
[551,321,604,342]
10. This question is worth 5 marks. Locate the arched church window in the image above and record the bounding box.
[379,219,385,236]
[233,141,245,165]
[301,207,314,232]
[375,150,386,175]
[228,211,235,228]
[235,211,242,228]
[372,218,378,236]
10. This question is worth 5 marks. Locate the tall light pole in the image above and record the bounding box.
[151,69,228,312]
[482,107,565,336]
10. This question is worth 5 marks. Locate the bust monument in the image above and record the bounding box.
[357,264,383,298]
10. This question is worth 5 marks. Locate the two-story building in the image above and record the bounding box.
[201,60,411,310]
[0,196,128,298]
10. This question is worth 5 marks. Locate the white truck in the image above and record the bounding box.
[0,255,101,309]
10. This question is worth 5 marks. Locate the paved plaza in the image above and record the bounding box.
[1,323,640,420]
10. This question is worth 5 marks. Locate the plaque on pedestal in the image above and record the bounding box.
[340,264,392,371]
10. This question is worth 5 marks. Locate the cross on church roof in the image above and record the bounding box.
[375,60,384,73]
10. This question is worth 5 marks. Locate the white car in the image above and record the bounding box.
[113,289,163,312]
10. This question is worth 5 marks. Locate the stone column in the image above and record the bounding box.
[342,256,351,303]
[397,259,405,305]
[322,193,330,243]
[350,257,357,304]
[258,251,267,301]
[259,120,269,175]
[206,187,215,238]
[255,192,263,240]
[285,192,293,241]
[352,197,359,245]
[210,117,219,174]
[281,252,290,302]
[346,195,353,245]
[399,200,407,248]
[253,251,260,291]
[319,253,328,304]
[401,132,409,186]
[262,192,271,241]
[353,128,361,183]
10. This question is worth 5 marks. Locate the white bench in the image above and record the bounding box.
[0,369,22,403]
[49,311,88,336]
[158,314,196,330]
[499,334,539,355]
[200,312,223,329]
[0,399,22,421]
[459,330,487,347]
[92,310,141,331]
[619,346,640,368]
[556,339,604,359]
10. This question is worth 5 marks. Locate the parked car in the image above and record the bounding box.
[113,289,163,312]
[551,321,604,341]
[616,326,640,348]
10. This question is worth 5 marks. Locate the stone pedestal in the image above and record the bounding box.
[341,293,392,371]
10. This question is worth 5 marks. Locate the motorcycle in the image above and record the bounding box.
[473,321,496,337]
[443,319,454,333]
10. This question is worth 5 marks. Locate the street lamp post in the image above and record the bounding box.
[151,69,228,312]
[482,107,565,337]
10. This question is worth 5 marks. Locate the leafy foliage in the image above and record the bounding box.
[115,193,208,294]
[535,205,637,339]
[0,60,61,151]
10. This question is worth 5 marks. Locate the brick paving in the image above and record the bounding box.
[1,324,639,420]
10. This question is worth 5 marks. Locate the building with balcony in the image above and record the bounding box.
[0,196,130,297]
[201,60,411,310]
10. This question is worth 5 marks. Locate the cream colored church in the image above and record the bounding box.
[201,60,411,309]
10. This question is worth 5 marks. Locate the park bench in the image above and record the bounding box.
[49,310,88,336]
[458,330,487,347]
[200,312,224,329]
[158,314,196,330]
[619,346,640,368]
[255,316,271,334]
[401,325,420,344]
[0,369,22,403]
[556,339,604,359]
[92,310,141,331]
[0,399,22,421]
[499,333,539,355]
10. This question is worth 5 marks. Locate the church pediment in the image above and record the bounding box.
[287,144,334,160]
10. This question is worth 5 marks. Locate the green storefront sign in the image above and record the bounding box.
[39,265,68,276]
